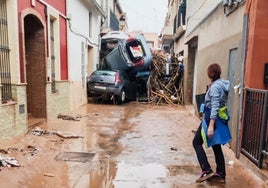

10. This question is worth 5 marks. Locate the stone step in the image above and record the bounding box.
[28,117,46,128]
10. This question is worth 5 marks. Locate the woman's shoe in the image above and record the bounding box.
[208,173,226,183]
[196,170,215,183]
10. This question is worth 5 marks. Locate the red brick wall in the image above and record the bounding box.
[25,16,46,118]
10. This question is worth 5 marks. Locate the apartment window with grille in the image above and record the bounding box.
[0,0,12,103]
[50,19,57,93]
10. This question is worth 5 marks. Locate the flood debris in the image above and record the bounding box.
[27,127,56,136]
[27,127,83,139]
[57,113,81,121]
[27,145,39,156]
[44,173,55,177]
[55,131,83,139]
[147,54,184,105]
[0,156,20,168]
[0,145,39,158]
[0,149,8,154]
[228,160,234,166]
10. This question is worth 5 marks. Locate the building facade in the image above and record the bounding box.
[0,0,26,140]
[18,0,70,121]
[162,0,268,169]
[100,0,126,35]
[244,0,268,90]
[66,0,105,110]
[0,0,71,141]
[184,0,245,153]
[161,0,244,152]
[160,0,179,54]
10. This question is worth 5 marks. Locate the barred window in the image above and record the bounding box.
[50,19,57,93]
[0,0,12,103]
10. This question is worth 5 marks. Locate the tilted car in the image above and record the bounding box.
[103,34,153,74]
[99,31,130,70]
[87,69,137,104]
[100,31,130,58]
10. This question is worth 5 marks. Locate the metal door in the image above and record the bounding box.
[227,48,242,153]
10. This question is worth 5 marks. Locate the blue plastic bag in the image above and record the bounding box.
[201,117,232,148]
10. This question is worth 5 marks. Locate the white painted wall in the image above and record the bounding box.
[66,0,102,110]
[68,2,86,80]
[186,0,221,37]
[7,0,20,84]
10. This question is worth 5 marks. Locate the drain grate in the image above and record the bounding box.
[55,152,95,163]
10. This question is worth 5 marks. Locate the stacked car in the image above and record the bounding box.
[87,31,153,104]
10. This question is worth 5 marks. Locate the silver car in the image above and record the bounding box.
[87,70,137,104]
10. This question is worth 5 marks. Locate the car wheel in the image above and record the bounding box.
[114,89,126,105]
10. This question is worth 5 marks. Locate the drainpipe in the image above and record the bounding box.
[37,0,99,47]
[66,16,98,47]
[236,13,248,159]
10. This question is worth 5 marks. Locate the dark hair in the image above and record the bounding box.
[207,63,221,81]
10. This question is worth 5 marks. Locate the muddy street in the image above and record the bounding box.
[0,102,265,187]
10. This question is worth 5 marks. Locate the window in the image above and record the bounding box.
[0,0,12,103]
[88,12,92,38]
[178,0,186,26]
[50,18,57,93]
[110,10,119,31]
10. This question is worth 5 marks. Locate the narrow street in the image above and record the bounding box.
[0,102,265,187]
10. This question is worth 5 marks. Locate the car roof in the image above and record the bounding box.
[102,31,130,40]
[94,69,116,73]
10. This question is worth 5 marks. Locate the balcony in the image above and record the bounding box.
[173,25,186,41]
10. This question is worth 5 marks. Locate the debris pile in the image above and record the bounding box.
[147,54,184,105]
[0,144,49,170]
[57,113,81,121]
[28,127,56,136]
[27,127,83,139]
[0,156,20,168]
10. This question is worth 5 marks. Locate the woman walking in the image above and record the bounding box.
[193,63,230,183]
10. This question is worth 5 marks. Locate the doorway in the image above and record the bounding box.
[186,37,198,105]
[24,15,47,120]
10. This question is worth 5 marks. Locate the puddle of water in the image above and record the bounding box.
[113,161,168,187]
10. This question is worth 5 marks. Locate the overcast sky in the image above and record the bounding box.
[119,0,168,34]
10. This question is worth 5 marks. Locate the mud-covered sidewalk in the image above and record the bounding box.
[0,102,265,187]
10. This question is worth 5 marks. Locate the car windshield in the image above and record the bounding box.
[93,70,116,76]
